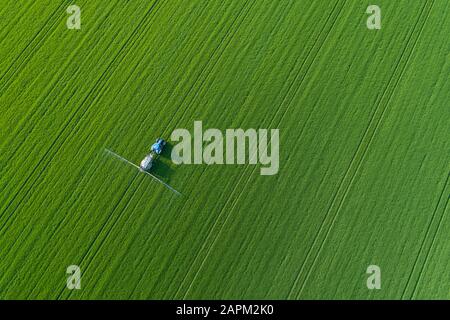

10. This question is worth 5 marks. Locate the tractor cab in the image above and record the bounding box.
[151,138,166,155]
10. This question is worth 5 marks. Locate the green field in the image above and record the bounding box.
[0,0,449,299]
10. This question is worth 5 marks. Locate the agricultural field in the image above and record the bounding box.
[0,0,448,299]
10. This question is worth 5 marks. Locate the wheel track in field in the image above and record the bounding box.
[179,0,346,298]
[0,0,68,93]
[57,0,258,299]
[291,0,436,298]
[403,170,450,299]
[0,0,163,235]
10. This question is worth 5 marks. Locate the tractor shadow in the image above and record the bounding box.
[151,142,176,180]
[151,160,175,180]
[160,142,174,160]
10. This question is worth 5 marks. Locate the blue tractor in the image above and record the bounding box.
[151,138,166,155]
[105,136,181,195]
